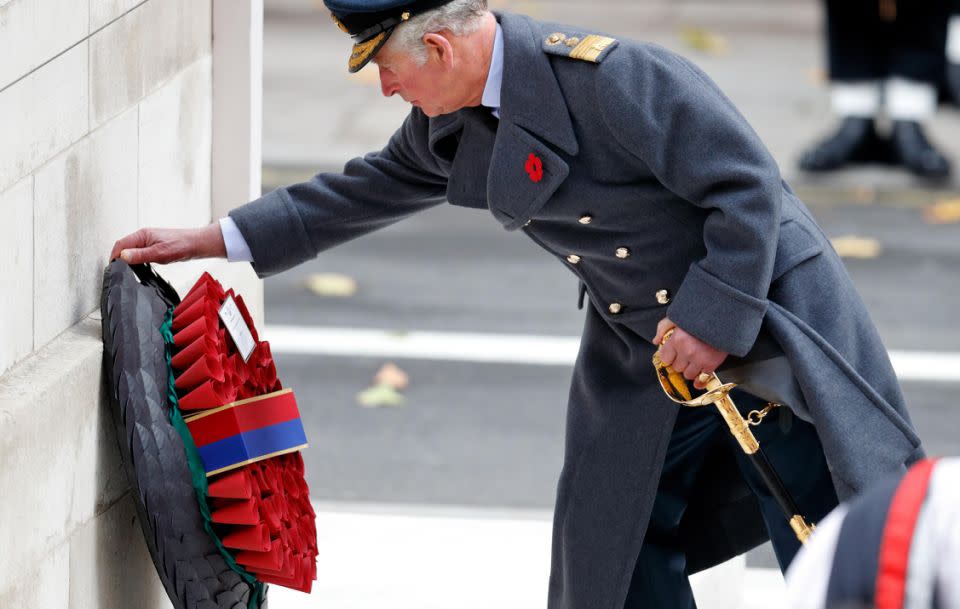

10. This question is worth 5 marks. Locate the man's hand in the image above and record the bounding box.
[653,318,729,390]
[110,223,227,265]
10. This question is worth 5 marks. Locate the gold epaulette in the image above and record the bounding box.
[542,32,618,63]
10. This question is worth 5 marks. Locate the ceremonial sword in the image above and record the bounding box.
[652,329,816,544]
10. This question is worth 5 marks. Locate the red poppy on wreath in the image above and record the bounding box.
[525,153,544,183]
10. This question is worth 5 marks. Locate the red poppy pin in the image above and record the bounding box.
[524,153,544,183]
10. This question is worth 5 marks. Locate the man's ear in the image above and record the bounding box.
[422,32,454,66]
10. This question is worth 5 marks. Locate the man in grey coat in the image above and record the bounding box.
[111,1,924,607]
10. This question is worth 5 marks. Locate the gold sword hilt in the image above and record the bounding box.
[652,329,738,407]
[653,328,817,543]
[652,342,757,454]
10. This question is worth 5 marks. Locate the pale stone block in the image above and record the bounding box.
[212,0,264,217]
[89,0,212,127]
[65,348,130,533]
[0,0,88,89]
[138,56,213,229]
[0,542,69,609]
[89,0,143,32]
[0,42,89,192]
[68,496,173,609]
[33,108,139,348]
[0,318,127,590]
[0,176,34,377]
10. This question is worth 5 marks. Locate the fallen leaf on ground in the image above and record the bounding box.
[851,185,877,204]
[356,384,406,408]
[830,235,883,259]
[304,273,358,297]
[374,362,409,390]
[679,26,729,55]
[924,199,960,224]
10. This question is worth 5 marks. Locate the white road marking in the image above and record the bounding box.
[268,502,765,609]
[890,351,960,382]
[264,325,960,383]
[265,325,580,365]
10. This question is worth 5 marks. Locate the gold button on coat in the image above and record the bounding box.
[567,254,581,264]
[656,289,671,305]
[615,247,631,259]
[578,215,593,225]
[608,302,622,314]
[565,37,581,47]
[547,32,566,45]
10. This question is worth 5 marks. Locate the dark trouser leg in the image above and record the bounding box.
[883,0,953,177]
[728,392,840,572]
[622,405,722,609]
[824,0,885,81]
[624,391,841,608]
[799,0,885,172]
[948,4,960,102]
[887,0,949,84]
[821,0,948,83]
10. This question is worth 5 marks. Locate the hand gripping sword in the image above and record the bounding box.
[652,329,816,544]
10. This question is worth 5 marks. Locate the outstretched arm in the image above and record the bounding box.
[229,109,448,277]
[110,109,448,274]
[110,223,227,265]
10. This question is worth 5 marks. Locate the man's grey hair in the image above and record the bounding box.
[386,0,489,64]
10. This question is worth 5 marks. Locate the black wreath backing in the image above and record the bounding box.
[100,261,268,609]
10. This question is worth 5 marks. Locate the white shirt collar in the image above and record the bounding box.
[480,23,503,118]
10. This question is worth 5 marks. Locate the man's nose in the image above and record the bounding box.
[379,67,398,97]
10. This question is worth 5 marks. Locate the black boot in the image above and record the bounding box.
[889,120,952,179]
[798,117,884,172]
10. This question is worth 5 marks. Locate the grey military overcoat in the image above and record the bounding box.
[230,12,924,609]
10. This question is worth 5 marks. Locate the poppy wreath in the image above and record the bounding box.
[100,261,318,609]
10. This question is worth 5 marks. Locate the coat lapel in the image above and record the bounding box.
[426,110,464,168]
[497,13,579,156]
[486,13,579,230]
[445,108,498,210]
[487,121,570,229]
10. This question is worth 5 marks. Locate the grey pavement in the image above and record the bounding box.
[260,0,960,573]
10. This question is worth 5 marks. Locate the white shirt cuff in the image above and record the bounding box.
[219,216,254,262]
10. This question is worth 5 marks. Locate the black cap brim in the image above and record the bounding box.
[348,29,392,72]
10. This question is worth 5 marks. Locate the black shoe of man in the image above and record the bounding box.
[889,120,952,179]
[798,117,884,172]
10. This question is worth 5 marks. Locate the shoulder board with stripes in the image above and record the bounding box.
[542,32,618,63]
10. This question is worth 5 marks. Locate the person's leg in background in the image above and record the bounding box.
[800,0,886,172]
[946,0,960,103]
[883,0,951,178]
